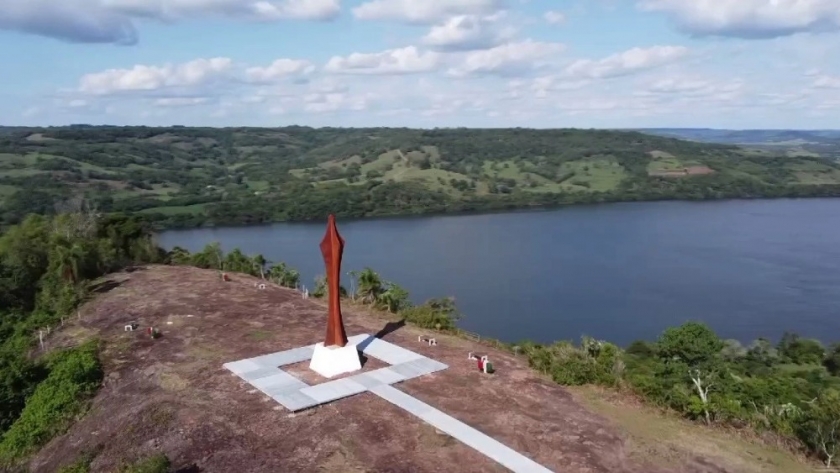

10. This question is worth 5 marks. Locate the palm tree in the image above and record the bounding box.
[53,242,86,284]
[167,246,191,265]
[377,282,410,313]
[252,254,267,279]
[211,243,223,270]
[356,267,384,305]
[268,262,300,288]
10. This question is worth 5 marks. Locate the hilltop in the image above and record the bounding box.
[27,265,813,473]
[637,128,840,157]
[2,126,840,228]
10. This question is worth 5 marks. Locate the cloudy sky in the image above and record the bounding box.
[1,0,839,129]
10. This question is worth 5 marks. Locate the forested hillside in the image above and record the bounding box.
[2,126,840,228]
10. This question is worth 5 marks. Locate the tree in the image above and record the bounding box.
[355,267,384,304]
[166,247,192,266]
[268,262,299,288]
[51,241,87,285]
[657,322,724,424]
[377,282,411,313]
[252,255,267,280]
[799,390,840,467]
[658,322,723,366]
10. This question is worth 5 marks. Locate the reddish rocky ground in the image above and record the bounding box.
[32,265,737,473]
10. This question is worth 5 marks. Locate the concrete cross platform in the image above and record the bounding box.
[223,334,555,473]
[223,333,448,411]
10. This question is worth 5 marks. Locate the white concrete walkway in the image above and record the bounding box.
[369,384,554,473]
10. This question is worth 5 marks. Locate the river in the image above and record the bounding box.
[156,199,840,347]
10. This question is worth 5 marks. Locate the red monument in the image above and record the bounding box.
[309,215,362,377]
[320,214,348,347]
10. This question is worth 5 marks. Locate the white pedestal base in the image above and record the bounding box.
[309,342,362,378]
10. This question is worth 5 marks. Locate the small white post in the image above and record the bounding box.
[38,330,44,350]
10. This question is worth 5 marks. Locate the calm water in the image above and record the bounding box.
[156,199,840,346]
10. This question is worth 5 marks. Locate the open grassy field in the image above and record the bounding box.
[568,386,812,473]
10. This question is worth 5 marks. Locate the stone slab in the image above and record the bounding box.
[299,378,367,404]
[369,385,554,473]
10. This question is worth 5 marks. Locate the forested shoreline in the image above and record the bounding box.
[3,126,840,230]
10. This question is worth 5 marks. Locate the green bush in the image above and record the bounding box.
[523,338,621,387]
[400,297,460,330]
[0,341,102,463]
[58,451,96,473]
[120,453,171,473]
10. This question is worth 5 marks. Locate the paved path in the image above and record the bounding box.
[369,384,555,473]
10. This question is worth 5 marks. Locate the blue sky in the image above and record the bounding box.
[1,0,839,128]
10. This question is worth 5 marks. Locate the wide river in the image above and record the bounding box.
[157,199,840,347]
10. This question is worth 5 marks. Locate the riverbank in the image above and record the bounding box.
[146,190,840,231]
[308,293,818,473]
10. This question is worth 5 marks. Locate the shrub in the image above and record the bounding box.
[120,453,171,473]
[0,341,102,463]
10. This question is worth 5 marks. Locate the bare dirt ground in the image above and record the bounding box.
[30,266,799,473]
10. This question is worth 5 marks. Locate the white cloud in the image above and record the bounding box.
[0,0,138,44]
[543,10,565,25]
[0,0,339,44]
[303,92,370,112]
[640,0,840,39]
[154,97,210,107]
[324,46,441,74]
[422,13,514,50]
[449,40,566,76]
[353,0,504,24]
[245,59,315,82]
[530,76,590,97]
[21,107,42,118]
[67,99,89,108]
[637,76,745,104]
[78,57,233,94]
[812,74,840,88]
[563,45,688,79]
[108,0,340,21]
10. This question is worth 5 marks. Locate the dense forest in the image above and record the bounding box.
[2,126,840,229]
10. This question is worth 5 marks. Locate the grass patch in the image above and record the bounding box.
[0,341,103,464]
[58,450,98,473]
[569,385,811,473]
[559,158,627,192]
[0,184,20,197]
[481,160,522,180]
[785,149,821,158]
[784,161,840,185]
[320,155,362,169]
[119,453,171,473]
[647,154,685,173]
[245,180,270,192]
[248,330,272,341]
[360,151,400,175]
[138,203,207,216]
[0,169,48,177]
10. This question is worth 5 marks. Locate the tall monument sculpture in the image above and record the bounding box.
[320,214,348,347]
[309,215,362,378]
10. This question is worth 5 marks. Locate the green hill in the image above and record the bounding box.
[2,126,840,228]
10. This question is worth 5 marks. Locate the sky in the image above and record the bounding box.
[1,0,839,129]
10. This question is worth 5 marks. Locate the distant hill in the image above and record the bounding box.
[1,126,840,229]
[635,128,840,158]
